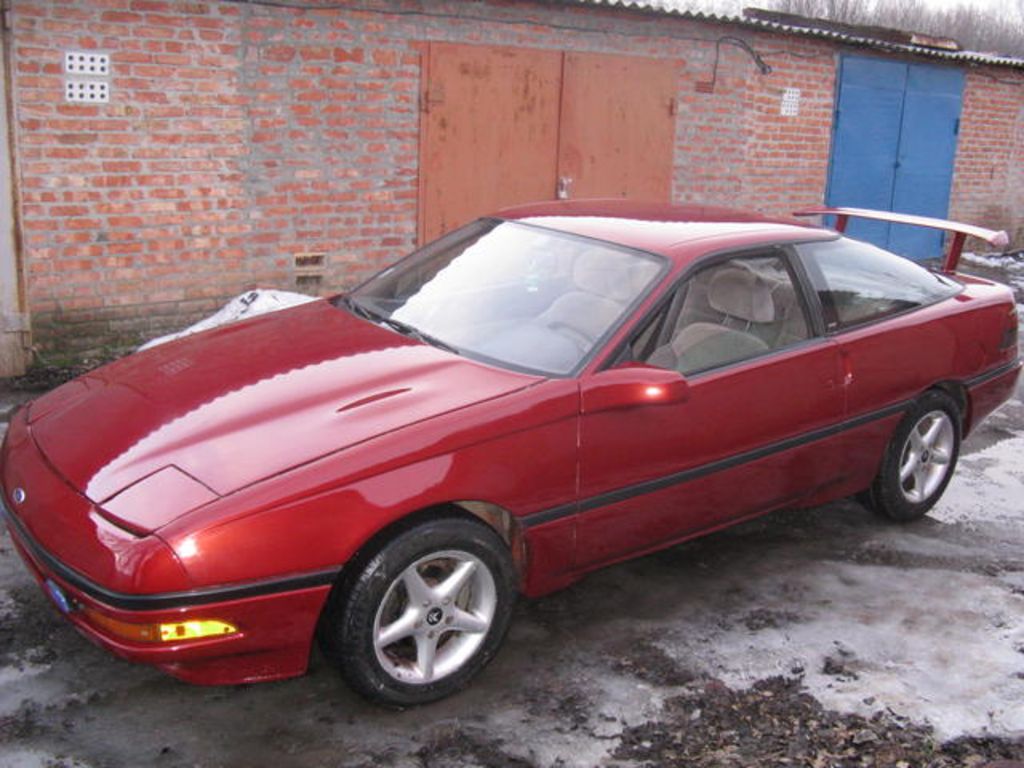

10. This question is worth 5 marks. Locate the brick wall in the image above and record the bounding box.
[949,70,1024,246]
[673,32,750,207]
[673,32,836,214]
[14,0,251,353]
[742,35,836,214]
[8,0,1023,355]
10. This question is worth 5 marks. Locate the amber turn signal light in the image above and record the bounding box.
[83,608,238,644]
[159,620,238,642]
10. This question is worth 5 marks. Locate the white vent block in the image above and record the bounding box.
[65,51,110,75]
[780,88,801,117]
[65,80,110,103]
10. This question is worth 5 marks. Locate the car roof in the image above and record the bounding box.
[499,199,832,264]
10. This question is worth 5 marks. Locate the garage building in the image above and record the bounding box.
[0,0,1021,372]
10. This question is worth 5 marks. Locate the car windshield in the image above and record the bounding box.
[346,219,664,375]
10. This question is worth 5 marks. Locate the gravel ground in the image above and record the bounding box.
[1,259,1023,768]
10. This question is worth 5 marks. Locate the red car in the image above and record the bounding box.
[2,201,1019,706]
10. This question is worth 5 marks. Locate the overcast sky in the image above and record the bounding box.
[917,0,1008,9]
[670,0,1017,15]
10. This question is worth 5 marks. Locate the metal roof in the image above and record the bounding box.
[566,0,1024,70]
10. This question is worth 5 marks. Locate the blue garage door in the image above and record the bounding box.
[826,56,964,260]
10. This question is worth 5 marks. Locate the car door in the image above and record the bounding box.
[574,248,846,569]
[791,237,965,493]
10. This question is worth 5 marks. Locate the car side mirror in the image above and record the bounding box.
[582,363,689,414]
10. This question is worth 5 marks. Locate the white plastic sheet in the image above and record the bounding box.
[139,289,317,351]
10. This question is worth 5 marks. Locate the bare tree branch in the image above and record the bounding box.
[762,0,1024,57]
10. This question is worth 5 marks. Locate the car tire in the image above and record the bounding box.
[321,517,517,707]
[865,390,961,523]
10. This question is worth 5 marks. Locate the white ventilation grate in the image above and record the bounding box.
[780,88,801,117]
[65,80,110,103]
[64,51,110,76]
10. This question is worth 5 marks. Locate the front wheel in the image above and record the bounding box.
[321,517,516,706]
[864,390,961,522]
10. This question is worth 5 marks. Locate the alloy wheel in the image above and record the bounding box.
[372,550,497,685]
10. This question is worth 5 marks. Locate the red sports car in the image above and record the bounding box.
[2,201,1019,706]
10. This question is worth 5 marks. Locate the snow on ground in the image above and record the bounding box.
[933,429,1024,528]
[963,251,1024,274]
[1,750,94,768]
[682,541,1024,740]
[0,659,60,716]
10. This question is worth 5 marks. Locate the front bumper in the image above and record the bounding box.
[3,498,331,684]
[0,406,333,685]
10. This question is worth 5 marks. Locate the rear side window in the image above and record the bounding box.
[796,238,960,331]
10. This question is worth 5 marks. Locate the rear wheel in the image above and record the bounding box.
[865,390,961,522]
[321,517,516,706]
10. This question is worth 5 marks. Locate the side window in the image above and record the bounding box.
[796,237,960,331]
[639,253,810,376]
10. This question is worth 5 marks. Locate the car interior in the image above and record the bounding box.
[645,256,810,376]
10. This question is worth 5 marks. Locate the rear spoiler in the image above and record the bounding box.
[792,206,1010,272]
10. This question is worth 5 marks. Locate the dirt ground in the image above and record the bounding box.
[2,264,1024,767]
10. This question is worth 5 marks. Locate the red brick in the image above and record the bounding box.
[130,1,172,12]
[299,46,331,61]
[333,47,364,63]
[102,11,143,23]
[263,46,296,62]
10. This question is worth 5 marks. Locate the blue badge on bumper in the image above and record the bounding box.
[44,579,74,614]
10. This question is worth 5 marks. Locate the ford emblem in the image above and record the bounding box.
[12,487,26,504]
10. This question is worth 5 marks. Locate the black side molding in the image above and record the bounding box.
[522,398,910,529]
[964,358,1022,390]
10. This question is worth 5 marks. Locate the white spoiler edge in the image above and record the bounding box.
[793,206,1010,272]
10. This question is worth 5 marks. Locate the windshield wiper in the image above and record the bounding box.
[343,296,459,355]
[340,294,374,320]
[378,315,460,354]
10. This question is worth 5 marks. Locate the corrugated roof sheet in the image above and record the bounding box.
[565,0,1024,70]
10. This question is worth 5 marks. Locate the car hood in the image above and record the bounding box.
[28,300,539,522]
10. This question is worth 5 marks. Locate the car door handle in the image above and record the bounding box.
[840,350,854,387]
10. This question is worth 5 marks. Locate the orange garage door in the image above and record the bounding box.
[419,43,679,242]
